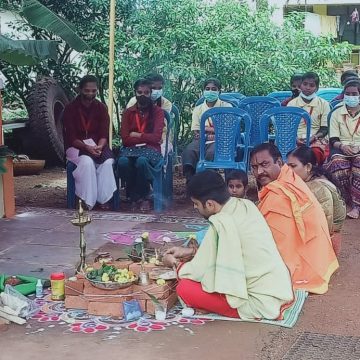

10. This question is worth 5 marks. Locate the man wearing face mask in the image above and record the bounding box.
[63,75,117,209]
[287,72,331,165]
[182,78,232,183]
[118,78,165,211]
[325,79,360,219]
[126,73,172,156]
[281,73,303,106]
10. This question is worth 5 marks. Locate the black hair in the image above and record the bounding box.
[302,72,320,88]
[79,75,98,89]
[133,78,155,132]
[250,143,282,163]
[133,78,152,91]
[145,73,165,84]
[203,78,221,90]
[341,70,358,84]
[226,170,248,188]
[287,146,346,200]
[290,73,303,85]
[187,170,230,206]
[343,78,360,92]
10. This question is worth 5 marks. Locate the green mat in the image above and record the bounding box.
[0,274,49,296]
[192,290,307,328]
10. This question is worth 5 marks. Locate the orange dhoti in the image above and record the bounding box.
[258,165,339,294]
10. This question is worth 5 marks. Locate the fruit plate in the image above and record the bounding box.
[85,275,138,290]
[149,267,177,280]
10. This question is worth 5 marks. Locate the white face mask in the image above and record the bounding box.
[344,95,360,108]
[300,92,317,101]
[151,89,163,101]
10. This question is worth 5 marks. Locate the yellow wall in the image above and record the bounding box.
[313,5,327,16]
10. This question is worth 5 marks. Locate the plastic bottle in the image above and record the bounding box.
[35,279,43,298]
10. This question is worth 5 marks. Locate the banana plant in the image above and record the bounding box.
[0,0,88,65]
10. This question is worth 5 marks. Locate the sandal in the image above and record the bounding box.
[97,202,111,211]
[139,199,151,212]
[347,207,359,219]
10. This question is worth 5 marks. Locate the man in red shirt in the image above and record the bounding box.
[63,75,116,209]
[118,78,165,211]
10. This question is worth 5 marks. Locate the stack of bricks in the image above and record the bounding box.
[64,260,178,318]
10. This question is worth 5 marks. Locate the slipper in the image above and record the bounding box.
[347,207,359,219]
[139,199,151,212]
[97,202,111,211]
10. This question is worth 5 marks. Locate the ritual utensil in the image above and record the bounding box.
[71,199,92,274]
[138,243,150,286]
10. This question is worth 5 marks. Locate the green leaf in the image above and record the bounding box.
[0,35,58,65]
[21,0,89,52]
[142,290,161,306]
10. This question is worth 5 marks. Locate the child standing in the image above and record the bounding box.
[226,170,248,198]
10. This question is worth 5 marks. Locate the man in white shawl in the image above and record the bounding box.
[163,170,294,319]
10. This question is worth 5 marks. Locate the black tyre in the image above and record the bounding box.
[26,77,69,164]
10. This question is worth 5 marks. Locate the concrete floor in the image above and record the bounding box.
[0,207,359,360]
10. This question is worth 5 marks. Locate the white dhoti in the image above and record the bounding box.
[66,147,117,209]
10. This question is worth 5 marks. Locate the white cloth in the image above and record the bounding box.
[66,147,117,209]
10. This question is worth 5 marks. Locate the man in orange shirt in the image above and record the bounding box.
[250,143,339,294]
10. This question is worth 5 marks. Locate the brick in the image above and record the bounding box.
[133,280,176,300]
[65,295,89,310]
[65,277,84,296]
[146,291,179,315]
[138,299,146,312]
[129,262,157,276]
[83,280,133,303]
[88,301,123,317]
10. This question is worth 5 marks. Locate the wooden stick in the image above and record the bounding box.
[0,307,26,325]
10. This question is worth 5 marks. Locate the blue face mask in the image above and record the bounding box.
[151,89,163,101]
[203,90,219,103]
[344,95,359,108]
[300,92,317,101]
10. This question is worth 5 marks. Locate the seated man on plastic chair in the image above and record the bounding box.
[63,75,117,210]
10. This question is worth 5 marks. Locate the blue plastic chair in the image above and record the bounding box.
[268,91,292,103]
[196,108,252,173]
[66,161,120,210]
[327,103,343,138]
[330,99,343,109]
[317,88,342,102]
[195,92,246,107]
[170,104,180,164]
[259,107,312,160]
[238,96,281,147]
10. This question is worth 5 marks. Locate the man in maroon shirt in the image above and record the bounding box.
[118,78,164,211]
[63,75,116,209]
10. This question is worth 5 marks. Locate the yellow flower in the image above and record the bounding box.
[101,273,110,282]
[85,267,94,272]
[156,279,166,286]
[142,232,149,239]
[149,257,157,264]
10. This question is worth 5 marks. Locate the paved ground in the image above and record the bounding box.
[0,204,359,360]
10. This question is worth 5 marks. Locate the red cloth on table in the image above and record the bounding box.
[120,105,164,153]
[176,279,240,318]
[63,96,110,150]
